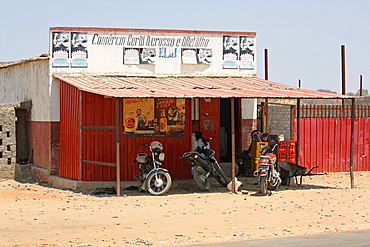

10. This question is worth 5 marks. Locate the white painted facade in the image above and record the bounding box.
[49,28,257,76]
[242,98,258,119]
[0,59,59,122]
[1,28,259,123]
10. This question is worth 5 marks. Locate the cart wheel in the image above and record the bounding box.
[281,175,289,186]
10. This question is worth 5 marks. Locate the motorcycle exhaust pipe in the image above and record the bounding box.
[253,171,259,177]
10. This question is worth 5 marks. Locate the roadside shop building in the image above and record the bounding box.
[0,27,351,186]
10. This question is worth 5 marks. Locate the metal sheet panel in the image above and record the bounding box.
[296,117,370,173]
[58,81,80,180]
[54,74,355,99]
[80,94,192,181]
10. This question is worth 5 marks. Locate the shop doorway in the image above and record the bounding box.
[220,99,231,162]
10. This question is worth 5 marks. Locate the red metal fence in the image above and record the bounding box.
[295,105,370,173]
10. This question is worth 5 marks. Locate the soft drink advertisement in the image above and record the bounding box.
[123,98,185,136]
[155,98,185,136]
[123,98,155,135]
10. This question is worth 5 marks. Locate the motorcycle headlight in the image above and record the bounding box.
[159,153,165,161]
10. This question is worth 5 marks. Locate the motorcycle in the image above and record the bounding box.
[181,136,229,191]
[133,141,172,196]
[254,143,282,194]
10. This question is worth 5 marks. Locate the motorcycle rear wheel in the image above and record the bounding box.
[213,162,229,187]
[192,166,211,191]
[146,170,172,196]
[260,176,267,194]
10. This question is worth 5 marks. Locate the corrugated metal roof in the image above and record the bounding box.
[0,55,49,69]
[53,73,354,99]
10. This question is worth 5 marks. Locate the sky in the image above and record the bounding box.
[0,0,369,93]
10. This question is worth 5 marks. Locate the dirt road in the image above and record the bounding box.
[0,172,369,246]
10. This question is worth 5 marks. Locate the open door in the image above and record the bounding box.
[199,98,220,161]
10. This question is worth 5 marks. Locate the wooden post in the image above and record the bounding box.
[264,49,269,134]
[116,98,121,197]
[350,98,355,188]
[231,98,236,193]
[79,91,83,181]
[296,99,301,166]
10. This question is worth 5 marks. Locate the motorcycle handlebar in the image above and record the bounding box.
[207,136,215,142]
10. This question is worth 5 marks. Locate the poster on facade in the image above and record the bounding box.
[197,48,212,64]
[52,32,70,67]
[139,48,156,64]
[71,32,88,68]
[182,49,212,64]
[222,35,238,69]
[239,36,255,70]
[155,98,185,136]
[123,98,155,135]
[182,49,198,64]
[123,48,140,64]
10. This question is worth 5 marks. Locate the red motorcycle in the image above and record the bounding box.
[254,143,281,194]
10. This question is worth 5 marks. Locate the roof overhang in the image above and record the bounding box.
[53,73,356,99]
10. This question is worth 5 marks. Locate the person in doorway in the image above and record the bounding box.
[194,131,210,149]
[236,129,266,176]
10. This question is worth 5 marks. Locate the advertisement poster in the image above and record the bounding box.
[140,48,156,64]
[123,98,185,136]
[197,48,212,64]
[123,48,156,64]
[222,35,238,69]
[239,36,255,70]
[181,49,198,64]
[123,48,140,64]
[123,98,155,135]
[71,32,88,68]
[52,32,70,67]
[182,49,212,64]
[155,98,185,136]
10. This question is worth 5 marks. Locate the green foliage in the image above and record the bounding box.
[346,89,368,96]
[317,89,337,94]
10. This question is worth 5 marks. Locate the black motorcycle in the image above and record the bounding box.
[181,137,229,191]
[133,141,172,196]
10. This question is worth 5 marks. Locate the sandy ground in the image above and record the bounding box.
[0,171,369,247]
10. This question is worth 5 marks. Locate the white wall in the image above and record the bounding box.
[0,59,59,121]
[50,29,257,76]
[241,98,257,119]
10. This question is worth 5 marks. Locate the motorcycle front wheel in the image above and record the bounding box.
[192,166,211,191]
[268,177,281,191]
[259,176,267,194]
[212,162,229,187]
[146,170,172,196]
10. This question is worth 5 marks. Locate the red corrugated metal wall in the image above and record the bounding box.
[59,81,80,180]
[82,92,117,181]
[81,92,192,181]
[295,117,370,172]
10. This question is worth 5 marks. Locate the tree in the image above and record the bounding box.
[355,89,368,96]
[346,89,369,96]
[317,89,337,94]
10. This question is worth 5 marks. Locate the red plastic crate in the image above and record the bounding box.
[278,152,296,163]
[277,141,296,152]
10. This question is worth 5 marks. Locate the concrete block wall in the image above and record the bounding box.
[0,104,16,178]
[267,105,292,140]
